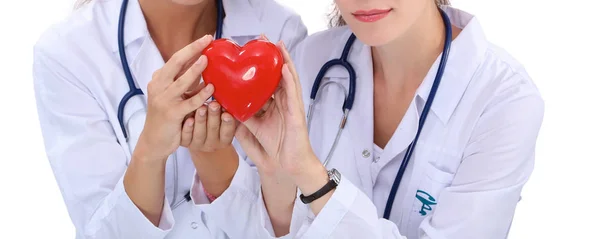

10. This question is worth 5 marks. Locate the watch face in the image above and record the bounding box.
[329,169,341,184]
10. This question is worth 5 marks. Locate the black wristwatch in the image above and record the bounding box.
[299,168,341,204]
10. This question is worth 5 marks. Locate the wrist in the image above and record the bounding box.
[256,162,279,178]
[134,133,171,162]
[191,146,239,197]
[132,144,168,166]
[292,157,329,196]
[190,146,238,166]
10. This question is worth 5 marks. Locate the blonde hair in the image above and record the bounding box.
[74,0,92,9]
[328,0,451,27]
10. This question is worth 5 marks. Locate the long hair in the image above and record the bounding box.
[74,0,92,9]
[328,0,451,27]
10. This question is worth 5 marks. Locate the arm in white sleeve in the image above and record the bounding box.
[33,47,174,239]
[283,75,544,239]
[418,76,544,238]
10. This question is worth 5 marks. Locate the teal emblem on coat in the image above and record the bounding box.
[415,190,437,216]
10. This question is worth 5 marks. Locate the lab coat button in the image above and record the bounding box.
[191,222,198,229]
[362,149,371,158]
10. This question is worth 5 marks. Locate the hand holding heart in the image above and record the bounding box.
[135,35,218,163]
[234,41,326,185]
[196,36,329,218]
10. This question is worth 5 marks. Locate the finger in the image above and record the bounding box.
[219,112,236,145]
[278,41,298,76]
[277,42,303,104]
[242,96,277,136]
[278,41,292,63]
[235,124,268,166]
[167,55,208,96]
[161,35,213,80]
[192,106,208,146]
[259,34,269,41]
[148,69,171,93]
[205,101,222,145]
[184,81,206,99]
[281,64,297,115]
[255,97,273,118]
[181,117,195,147]
[179,83,214,114]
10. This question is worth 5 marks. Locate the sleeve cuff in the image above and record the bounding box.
[192,154,261,238]
[190,153,259,206]
[257,186,277,237]
[299,173,358,238]
[190,173,212,205]
[113,174,174,237]
[157,197,175,230]
[255,186,310,239]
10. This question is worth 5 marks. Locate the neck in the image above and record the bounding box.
[139,0,218,60]
[371,5,453,90]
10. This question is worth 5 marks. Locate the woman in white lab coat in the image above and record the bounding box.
[32,0,306,238]
[236,1,545,238]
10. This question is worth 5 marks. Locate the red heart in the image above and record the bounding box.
[201,38,283,122]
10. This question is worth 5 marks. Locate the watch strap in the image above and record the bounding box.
[299,169,340,204]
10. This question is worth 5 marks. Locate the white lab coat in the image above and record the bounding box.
[32,0,307,238]
[250,6,545,239]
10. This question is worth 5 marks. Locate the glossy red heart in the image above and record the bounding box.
[201,38,283,122]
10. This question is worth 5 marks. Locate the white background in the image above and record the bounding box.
[0,0,598,238]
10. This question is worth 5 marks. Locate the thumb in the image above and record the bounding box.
[259,33,269,41]
[280,64,300,119]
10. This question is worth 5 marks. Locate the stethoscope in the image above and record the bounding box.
[307,8,452,220]
[116,0,225,209]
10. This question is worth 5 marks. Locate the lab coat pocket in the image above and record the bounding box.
[406,162,455,236]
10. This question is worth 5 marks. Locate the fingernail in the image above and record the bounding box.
[223,116,232,122]
[194,55,206,65]
[282,64,289,74]
[198,34,211,43]
[203,83,214,93]
[198,107,207,116]
[210,103,220,111]
[186,119,194,127]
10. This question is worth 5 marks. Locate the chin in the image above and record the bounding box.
[350,25,398,47]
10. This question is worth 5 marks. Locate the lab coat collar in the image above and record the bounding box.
[415,6,488,124]
[130,35,164,101]
[108,0,147,52]
[108,0,265,98]
[108,0,263,52]
[221,0,263,38]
